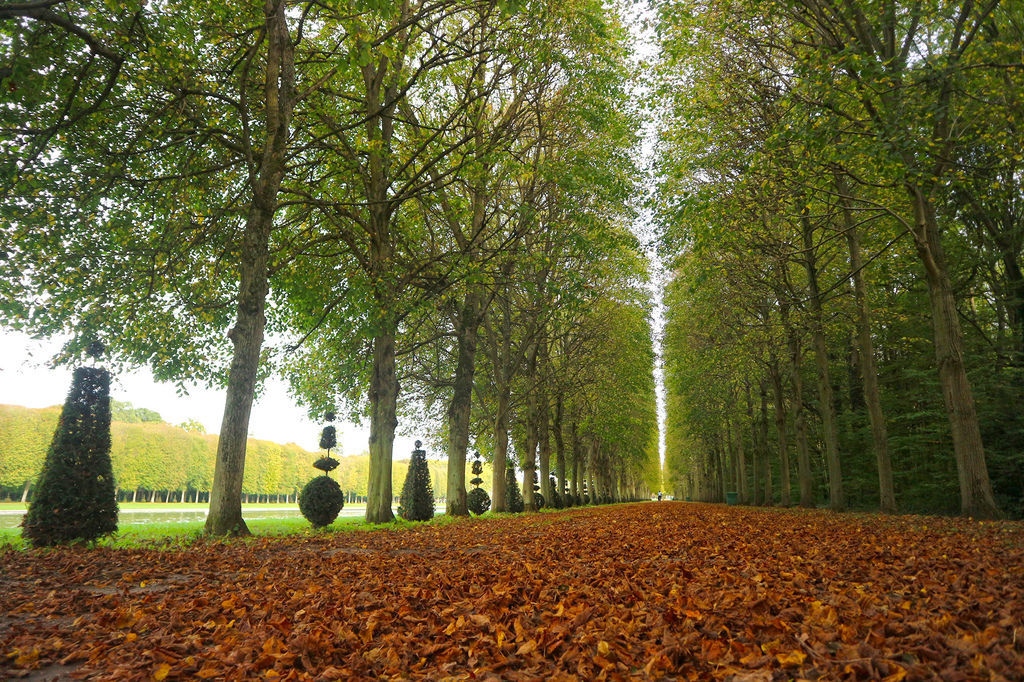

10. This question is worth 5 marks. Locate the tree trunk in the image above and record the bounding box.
[769,356,791,506]
[840,187,896,513]
[366,323,398,524]
[490,391,510,512]
[522,341,539,512]
[20,480,30,504]
[716,443,726,501]
[537,393,552,503]
[746,380,762,506]
[759,382,772,506]
[206,0,295,537]
[554,397,566,501]
[1003,254,1024,362]
[587,442,597,503]
[801,207,844,510]
[909,188,999,518]
[733,418,747,504]
[571,423,581,500]
[725,423,737,497]
[522,425,537,512]
[786,327,815,508]
[445,287,484,517]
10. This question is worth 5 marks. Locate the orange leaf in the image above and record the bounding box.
[153,663,171,681]
[516,640,538,656]
[883,666,908,682]
[13,647,40,668]
[776,650,806,667]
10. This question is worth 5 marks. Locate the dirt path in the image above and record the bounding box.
[2,503,1023,680]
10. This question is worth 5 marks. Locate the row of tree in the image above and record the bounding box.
[655,0,1023,518]
[2,0,660,532]
[0,404,465,504]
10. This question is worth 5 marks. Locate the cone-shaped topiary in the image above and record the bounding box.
[23,364,118,546]
[300,475,344,527]
[530,469,544,510]
[505,462,524,513]
[319,424,337,451]
[549,476,563,509]
[399,440,434,521]
[467,452,490,515]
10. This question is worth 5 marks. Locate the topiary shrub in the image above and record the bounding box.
[399,440,434,521]
[529,469,545,510]
[23,358,119,546]
[505,463,524,513]
[467,452,490,515]
[314,412,339,473]
[300,412,345,528]
[467,487,490,515]
[548,476,563,509]
[300,475,344,528]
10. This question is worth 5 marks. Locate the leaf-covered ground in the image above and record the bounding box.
[3,502,1023,680]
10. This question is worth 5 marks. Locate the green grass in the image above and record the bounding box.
[0,506,482,551]
[0,501,622,552]
[0,514,391,551]
[0,501,356,511]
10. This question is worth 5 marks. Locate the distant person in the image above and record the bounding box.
[657,491,662,502]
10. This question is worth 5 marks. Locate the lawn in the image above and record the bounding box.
[2,502,1022,680]
[0,502,320,511]
[0,515,375,550]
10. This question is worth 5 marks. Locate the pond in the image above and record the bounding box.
[0,504,447,530]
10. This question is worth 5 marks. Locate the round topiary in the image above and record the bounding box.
[467,487,491,515]
[534,492,545,510]
[299,475,345,528]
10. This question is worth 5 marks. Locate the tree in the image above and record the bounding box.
[655,0,1024,517]
[1,0,367,535]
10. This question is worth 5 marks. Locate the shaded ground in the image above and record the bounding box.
[2,502,1023,680]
